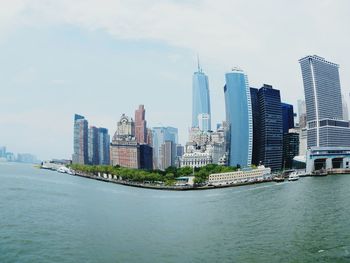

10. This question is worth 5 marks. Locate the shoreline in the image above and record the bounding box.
[48,169,275,191]
[43,167,350,191]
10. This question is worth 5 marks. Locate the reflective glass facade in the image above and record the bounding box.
[152,127,178,170]
[258,85,283,171]
[281,103,294,134]
[98,128,110,165]
[72,114,88,164]
[299,55,350,147]
[224,69,252,168]
[192,69,211,131]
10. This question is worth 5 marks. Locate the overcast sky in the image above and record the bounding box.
[1,0,350,160]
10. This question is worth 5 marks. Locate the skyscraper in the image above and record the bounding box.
[161,140,176,169]
[299,55,350,147]
[192,61,211,131]
[283,131,299,169]
[98,128,110,165]
[281,103,295,134]
[250,87,260,166]
[152,127,178,170]
[224,68,253,168]
[72,114,88,164]
[88,126,99,165]
[135,105,147,144]
[257,85,283,171]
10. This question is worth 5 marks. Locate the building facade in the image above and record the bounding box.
[152,127,178,170]
[161,140,176,169]
[135,105,147,144]
[224,68,253,168]
[208,165,271,186]
[283,130,300,169]
[192,63,211,131]
[258,85,283,171]
[282,103,295,134]
[139,144,153,170]
[72,114,88,164]
[250,88,260,166]
[299,55,350,148]
[110,114,140,168]
[88,126,99,165]
[98,128,110,165]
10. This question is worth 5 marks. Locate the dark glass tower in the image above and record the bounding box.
[257,85,283,171]
[250,87,260,166]
[281,103,295,134]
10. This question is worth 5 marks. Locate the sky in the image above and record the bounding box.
[1,0,350,160]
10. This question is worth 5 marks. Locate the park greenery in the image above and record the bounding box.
[70,164,238,185]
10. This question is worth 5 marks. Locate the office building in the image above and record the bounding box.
[135,105,147,144]
[192,61,211,130]
[282,103,295,134]
[72,114,88,164]
[161,140,176,169]
[152,127,178,170]
[98,128,110,165]
[140,144,153,170]
[224,68,253,168]
[198,113,210,132]
[257,85,283,171]
[88,126,99,165]
[282,130,300,169]
[299,55,350,148]
[250,88,260,166]
[110,114,140,168]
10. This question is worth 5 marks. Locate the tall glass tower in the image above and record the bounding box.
[192,61,211,131]
[299,55,350,147]
[72,114,88,165]
[224,68,252,168]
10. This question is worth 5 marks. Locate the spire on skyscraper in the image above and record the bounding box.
[197,54,202,73]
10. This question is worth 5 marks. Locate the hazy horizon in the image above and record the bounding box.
[1,0,350,160]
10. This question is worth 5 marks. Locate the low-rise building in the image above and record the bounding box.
[208,166,271,186]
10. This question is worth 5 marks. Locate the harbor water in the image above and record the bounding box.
[1,163,350,262]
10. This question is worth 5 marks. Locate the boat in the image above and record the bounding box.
[273,176,285,182]
[288,172,299,181]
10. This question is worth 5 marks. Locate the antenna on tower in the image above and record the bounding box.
[197,54,202,72]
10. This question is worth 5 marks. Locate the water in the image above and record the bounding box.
[1,163,350,263]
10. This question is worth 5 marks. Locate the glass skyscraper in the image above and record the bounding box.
[224,69,252,168]
[281,103,295,134]
[299,55,350,147]
[72,114,88,165]
[192,64,211,131]
[152,127,178,170]
[98,128,110,165]
[257,85,283,171]
[88,126,99,165]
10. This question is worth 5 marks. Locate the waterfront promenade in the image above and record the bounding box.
[65,169,272,191]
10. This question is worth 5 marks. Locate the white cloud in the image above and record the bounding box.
[1,0,350,157]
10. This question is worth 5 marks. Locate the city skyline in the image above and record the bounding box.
[1,1,350,160]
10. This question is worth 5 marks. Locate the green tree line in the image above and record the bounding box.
[70,164,238,185]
